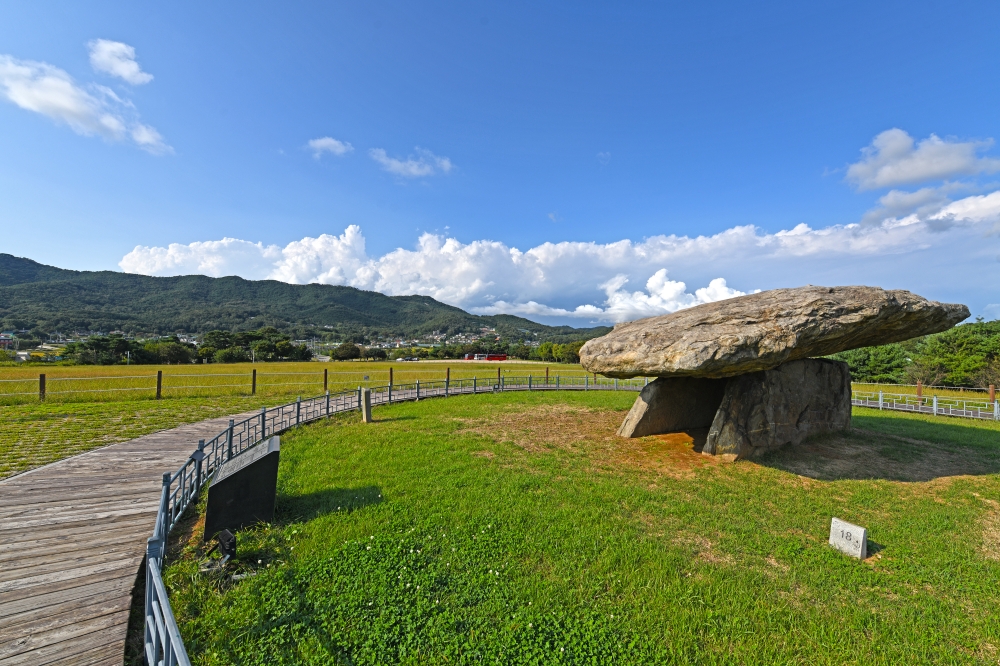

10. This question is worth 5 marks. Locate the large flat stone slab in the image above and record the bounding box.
[616,377,727,438]
[703,358,852,459]
[580,285,968,379]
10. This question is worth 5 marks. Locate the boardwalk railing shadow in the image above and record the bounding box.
[277,485,384,523]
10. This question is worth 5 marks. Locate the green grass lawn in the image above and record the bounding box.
[0,395,280,479]
[162,393,1000,665]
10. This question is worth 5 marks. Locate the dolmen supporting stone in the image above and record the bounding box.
[582,286,969,459]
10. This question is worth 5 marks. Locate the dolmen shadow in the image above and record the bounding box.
[755,427,1000,482]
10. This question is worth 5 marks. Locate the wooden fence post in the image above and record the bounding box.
[323,368,328,392]
[546,367,549,384]
[155,371,162,400]
[39,373,45,401]
[389,367,393,386]
[251,368,257,395]
[916,380,923,401]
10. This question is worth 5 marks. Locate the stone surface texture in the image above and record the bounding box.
[580,286,969,379]
[616,377,727,438]
[702,359,852,459]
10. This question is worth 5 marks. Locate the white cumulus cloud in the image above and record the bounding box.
[369,147,453,178]
[88,39,153,85]
[308,136,353,158]
[846,128,1000,190]
[0,53,169,153]
[118,186,1000,324]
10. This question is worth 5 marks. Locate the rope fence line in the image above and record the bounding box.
[0,367,614,404]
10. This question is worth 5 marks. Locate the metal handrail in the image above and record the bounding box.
[851,389,999,421]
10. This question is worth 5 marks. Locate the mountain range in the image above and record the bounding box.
[0,254,610,343]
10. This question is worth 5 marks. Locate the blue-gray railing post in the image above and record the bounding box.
[144,536,158,659]
[416,380,420,400]
[194,440,205,488]
[994,400,999,420]
[585,375,589,391]
[933,395,938,415]
[357,386,362,411]
[878,390,883,410]
[388,384,392,404]
[645,377,649,386]
[556,375,560,389]
[326,390,330,417]
[614,378,618,390]
[528,375,532,390]
[296,396,301,424]
[446,377,450,397]
[473,377,477,394]
[501,376,505,390]
[260,407,266,439]
[226,420,234,460]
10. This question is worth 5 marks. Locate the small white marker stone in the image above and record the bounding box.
[829,517,867,559]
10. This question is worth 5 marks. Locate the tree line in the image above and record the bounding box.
[831,319,1000,387]
[331,339,588,363]
[61,327,312,365]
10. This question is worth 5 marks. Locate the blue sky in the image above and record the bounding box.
[1,1,998,325]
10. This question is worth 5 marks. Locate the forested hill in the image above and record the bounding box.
[0,254,611,342]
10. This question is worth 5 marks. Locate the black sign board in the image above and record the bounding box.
[204,436,280,540]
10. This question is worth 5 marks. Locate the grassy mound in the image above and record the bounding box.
[164,393,1000,665]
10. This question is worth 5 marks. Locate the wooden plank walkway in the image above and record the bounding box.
[0,411,259,666]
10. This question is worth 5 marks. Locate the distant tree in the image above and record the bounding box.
[830,344,908,384]
[153,341,195,364]
[553,340,585,364]
[202,330,234,350]
[333,341,361,360]
[288,344,313,361]
[215,347,250,363]
[508,344,532,360]
[535,342,555,362]
[905,320,1000,386]
[197,346,217,363]
[251,339,277,362]
[363,347,388,361]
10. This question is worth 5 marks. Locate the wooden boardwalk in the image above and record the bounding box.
[0,411,259,666]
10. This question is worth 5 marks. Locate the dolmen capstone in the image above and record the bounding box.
[580,286,969,459]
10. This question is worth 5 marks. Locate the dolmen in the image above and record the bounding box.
[580,286,969,459]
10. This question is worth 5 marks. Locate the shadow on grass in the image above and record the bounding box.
[276,484,384,523]
[758,425,1000,482]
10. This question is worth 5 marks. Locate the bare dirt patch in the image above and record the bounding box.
[457,403,622,453]
[978,498,1000,561]
[759,428,1000,482]
[673,531,733,565]
[456,403,720,478]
